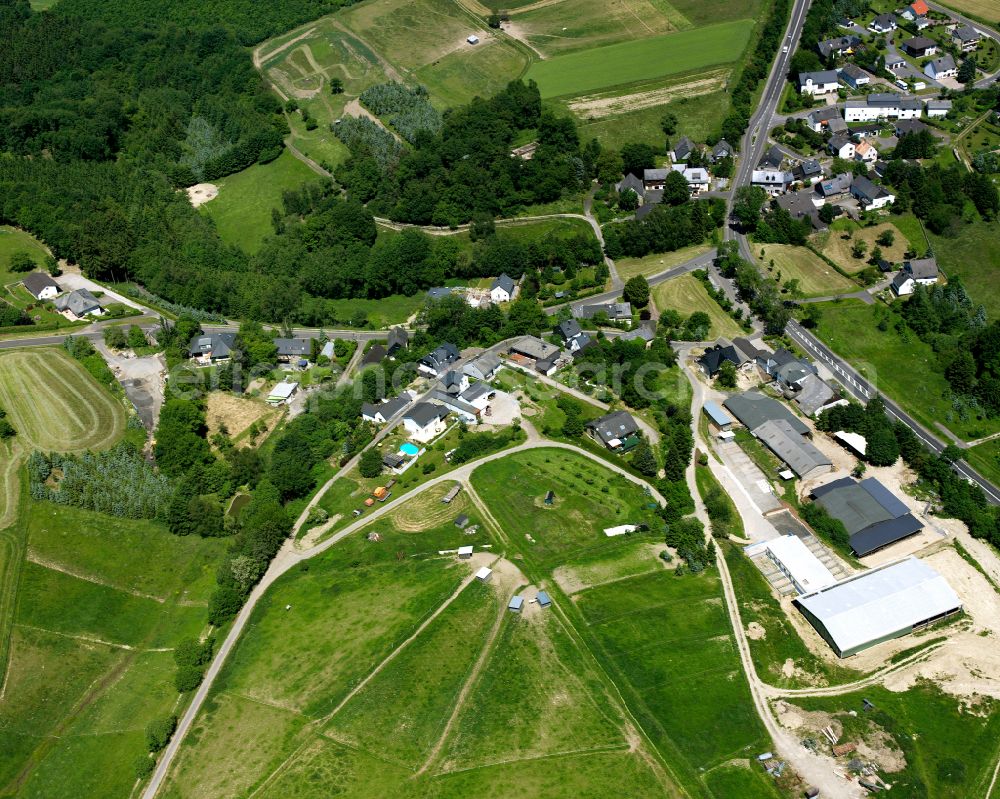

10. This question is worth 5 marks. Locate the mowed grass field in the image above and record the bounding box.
[759,245,856,297]
[652,273,743,339]
[161,482,672,798]
[815,218,923,274]
[526,21,752,99]
[201,150,321,253]
[617,244,713,281]
[937,0,1000,23]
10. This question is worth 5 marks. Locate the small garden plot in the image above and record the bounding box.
[816,219,922,273]
[470,449,659,571]
[651,274,743,339]
[759,244,856,296]
[324,580,499,769]
[576,570,771,778]
[438,603,626,770]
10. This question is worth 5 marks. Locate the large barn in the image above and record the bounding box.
[812,477,923,557]
[795,557,961,657]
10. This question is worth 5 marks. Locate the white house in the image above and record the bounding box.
[851,176,895,211]
[489,273,516,304]
[828,134,855,159]
[463,351,502,381]
[869,13,897,34]
[671,163,709,193]
[925,99,952,118]
[953,24,982,52]
[53,288,104,319]
[751,169,794,196]
[21,272,60,301]
[466,35,479,44]
[267,381,298,406]
[838,63,870,89]
[403,402,449,443]
[807,106,843,133]
[891,257,939,295]
[360,393,413,424]
[798,69,840,95]
[925,55,958,80]
[854,139,878,163]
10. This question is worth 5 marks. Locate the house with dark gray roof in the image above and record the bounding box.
[953,23,982,51]
[361,343,387,367]
[361,393,413,424]
[274,338,310,361]
[387,327,409,355]
[586,410,641,451]
[812,476,923,556]
[818,34,861,59]
[577,302,632,323]
[671,136,695,163]
[402,402,450,443]
[902,35,937,57]
[418,342,460,377]
[754,419,832,480]
[851,176,895,211]
[895,118,929,137]
[869,13,896,33]
[816,172,853,199]
[21,272,60,300]
[798,69,840,95]
[838,63,870,89]
[924,54,957,80]
[891,257,939,296]
[188,332,236,362]
[53,288,103,319]
[619,321,656,346]
[616,172,645,197]
[490,273,517,303]
[807,105,842,132]
[710,139,733,162]
[776,190,824,230]
[464,351,502,381]
[642,168,670,190]
[759,145,784,170]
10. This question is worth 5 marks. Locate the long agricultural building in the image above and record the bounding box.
[746,535,837,595]
[794,557,961,658]
[812,476,922,556]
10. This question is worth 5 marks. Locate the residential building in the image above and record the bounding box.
[464,351,502,381]
[21,272,60,300]
[577,302,632,322]
[319,341,336,361]
[812,476,924,556]
[267,381,298,406]
[843,92,919,122]
[924,54,957,80]
[828,133,855,160]
[869,13,897,33]
[818,34,861,59]
[442,369,469,395]
[671,164,710,193]
[792,158,823,185]
[274,337,310,362]
[586,410,641,451]
[188,332,236,363]
[953,23,981,51]
[884,51,906,71]
[509,336,559,363]
[710,139,733,162]
[361,393,413,424]
[387,327,409,355]
[791,373,839,417]
[759,144,784,170]
[642,168,669,191]
[429,390,480,423]
[891,256,939,295]
[895,118,929,137]
[402,402,450,443]
[490,273,516,303]
[53,288,103,319]
[776,190,824,229]
[816,172,853,199]
[459,380,493,411]
[851,176,895,210]
[901,35,937,57]
[671,136,695,162]
[798,69,840,95]
[925,98,952,117]
[838,63,870,89]
[360,343,387,367]
[757,348,801,378]
[854,139,878,163]
[615,172,645,198]
[418,342,460,377]
[555,319,589,352]
[807,105,842,132]
[699,337,757,376]
[795,557,961,657]
[751,169,794,195]
[618,321,656,346]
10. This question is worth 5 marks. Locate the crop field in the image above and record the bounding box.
[794,684,1000,797]
[816,218,922,274]
[575,568,772,787]
[470,449,659,571]
[162,482,675,798]
[937,0,1000,23]
[758,245,856,297]
[652,274,743,339]
[525,21,752,100]
[201,150,321,253]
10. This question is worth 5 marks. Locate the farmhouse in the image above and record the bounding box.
[188,332,236,362]
[924,54,957,80]
[464,351,502,381]
[490,273,517,303]
[586,410,641,452]
[812,476,924,556]
[403,402,450,443]
[838,63,870,89]
[21,272,60,301]
[54,288,103,319]
[746,535,837,595]
[387,327,409,355]
[267,381,298,406]
[851,176,895,211]
[419,342,460,377]
[818,34,861,59]
[795,557,961,657]
[798,69,840,95]
[843,93,921,122]
[891,257,939,295]
[901,35,937,57]
[361,393,413,424]
[753,419,832,480]
[953,24,982,51]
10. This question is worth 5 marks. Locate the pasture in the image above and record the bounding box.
[758,244,856,297]
[525,21,752,99]
[470,449,659,571]
[651,274,743,339]
[201,150,321,253]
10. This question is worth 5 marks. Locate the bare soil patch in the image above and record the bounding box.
[568,70,727,118]
[746,621,767,640]
[186,183,219,207]
[206,392,278,442]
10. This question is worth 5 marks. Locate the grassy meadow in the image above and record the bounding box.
[617,244,713,281]
[758,244,856,297]
[815,217,925,274]
[652,274,743,339]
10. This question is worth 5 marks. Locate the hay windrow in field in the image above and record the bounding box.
[568,70,728,118]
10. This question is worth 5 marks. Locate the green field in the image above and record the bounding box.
[321,292,426,328]
[0,226,49,285]
[815,218,923,274]
[965,437,1000,493]
[813,299,1000,442]
[161,476,674,798]
[526,21,752,99]
[201,150,321,253]
[617,244,713,281]
[470,448,659,571]
[759,244,856,297]
[928,219,1000,319]
[652,273,743,339]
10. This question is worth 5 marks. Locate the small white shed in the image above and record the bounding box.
[475,566,492,582]
[467,35,480,44]
[458,545,474,559]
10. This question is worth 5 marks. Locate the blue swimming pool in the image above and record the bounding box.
[399,442,420,456]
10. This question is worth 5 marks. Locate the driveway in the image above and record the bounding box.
[94,341,166,430]
[56,269,149,313]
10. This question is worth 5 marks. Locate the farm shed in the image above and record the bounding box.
[723,391,810,436]
[703,401,734,430]
[442,485,462,504]
[794,557,961,657]
[746,535,836,595]
[475,566,492,582]
[753,419,832,480]
[508,595,524,613]
[812,477,922,557]
[536,591,552,608]
[267,381,298,405]
[454,515,470,529]
[457,545,473,558]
